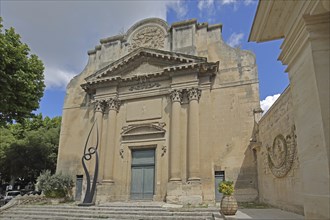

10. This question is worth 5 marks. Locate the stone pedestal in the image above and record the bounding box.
[166,181,202,205]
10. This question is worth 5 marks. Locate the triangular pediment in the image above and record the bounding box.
[85,47,206,82]
[82,48,219,92]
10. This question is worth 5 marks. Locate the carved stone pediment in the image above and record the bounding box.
[121,122,166,140]
[81,48,219,92]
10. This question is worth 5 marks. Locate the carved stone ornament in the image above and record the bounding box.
[161,145,167,157]
[121,122,166,139]
[93,99,106,113]
[107,98,121,112]
[187,88,201,102]
[119,148,124,159]
[170,90,183,103]
[128,26,165,52]
[129,75,161,91]
[267,125,297,178]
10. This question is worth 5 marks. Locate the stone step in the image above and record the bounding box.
[1,205,217,220]
[10,206,167,212]
[5,208,214,217]
[1,213,214,220]
[0,203,223,220]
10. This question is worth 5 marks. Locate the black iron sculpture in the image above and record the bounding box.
[79,120,99,206]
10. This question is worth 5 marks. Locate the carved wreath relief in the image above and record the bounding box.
[128,26,165,52]
[267,126,297,178]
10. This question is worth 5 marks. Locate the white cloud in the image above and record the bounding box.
[217,0,256,11]
[220,0,237,5]
[44,66,76,90]
[260,94,281,114]
[243,0,257,6]
[227,32,244,47]
[198,0,214,10]
[167,0,188,19]
[197,0,215,19]
[2,1,187,90]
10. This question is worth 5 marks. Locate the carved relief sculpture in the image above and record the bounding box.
[129,76,161,91]
[267,125,297,178]
[128,26,165,52]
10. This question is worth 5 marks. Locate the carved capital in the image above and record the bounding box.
[170,90,183,103]
[187,88,201,102]
[94,99,106,113]
[107,98,121,112]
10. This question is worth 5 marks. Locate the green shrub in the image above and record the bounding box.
[37,170,73,198]
[218,180,234,196]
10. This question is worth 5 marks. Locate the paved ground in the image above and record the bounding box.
[224,209,304,220]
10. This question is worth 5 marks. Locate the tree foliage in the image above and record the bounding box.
[0,17,45,125]
[0,114,61,184]
[37,170,73,198]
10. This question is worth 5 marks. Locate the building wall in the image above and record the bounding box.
[249,1,329,218]
[257,86,303,215]
[57,18,260,204]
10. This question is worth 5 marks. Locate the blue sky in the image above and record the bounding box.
[1,0,289,118]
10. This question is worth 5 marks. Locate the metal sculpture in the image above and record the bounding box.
[80,120,99,205]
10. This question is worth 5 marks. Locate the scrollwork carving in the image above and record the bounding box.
[161,145,167,157]
[119,148,124,159]
[128,26,165,52]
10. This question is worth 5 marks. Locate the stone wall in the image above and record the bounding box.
[257,86,303,215]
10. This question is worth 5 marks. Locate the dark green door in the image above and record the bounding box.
[131,149,155,200]
[215,171,225,202]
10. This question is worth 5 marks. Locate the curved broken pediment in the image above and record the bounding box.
[121,122,166,141]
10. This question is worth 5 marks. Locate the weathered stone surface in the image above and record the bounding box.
[250,1,329,218]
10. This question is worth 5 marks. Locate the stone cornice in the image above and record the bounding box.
[81,61,218,92]
[279,12,330,70]
[249,0,319,43]
[85,47,206,81]
[100,34,125,44]
[81,48,219,92]
[171,19,197,28]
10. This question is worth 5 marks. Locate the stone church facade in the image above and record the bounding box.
[57,18,260,205]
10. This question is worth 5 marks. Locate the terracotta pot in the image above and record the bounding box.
[220,195,238,215]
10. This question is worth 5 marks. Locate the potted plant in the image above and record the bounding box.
[37,170,73,204]
[218,180,238,215]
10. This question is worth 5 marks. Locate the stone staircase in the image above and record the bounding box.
[0,202,224,219]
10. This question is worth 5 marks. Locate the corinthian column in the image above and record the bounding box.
[187,88,201,181]
[94,99,105,182]
[169,90,183,181]
[103,97,120,182]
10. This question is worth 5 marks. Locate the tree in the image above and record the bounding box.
[0,17,45,125]
[0,115,61,184]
